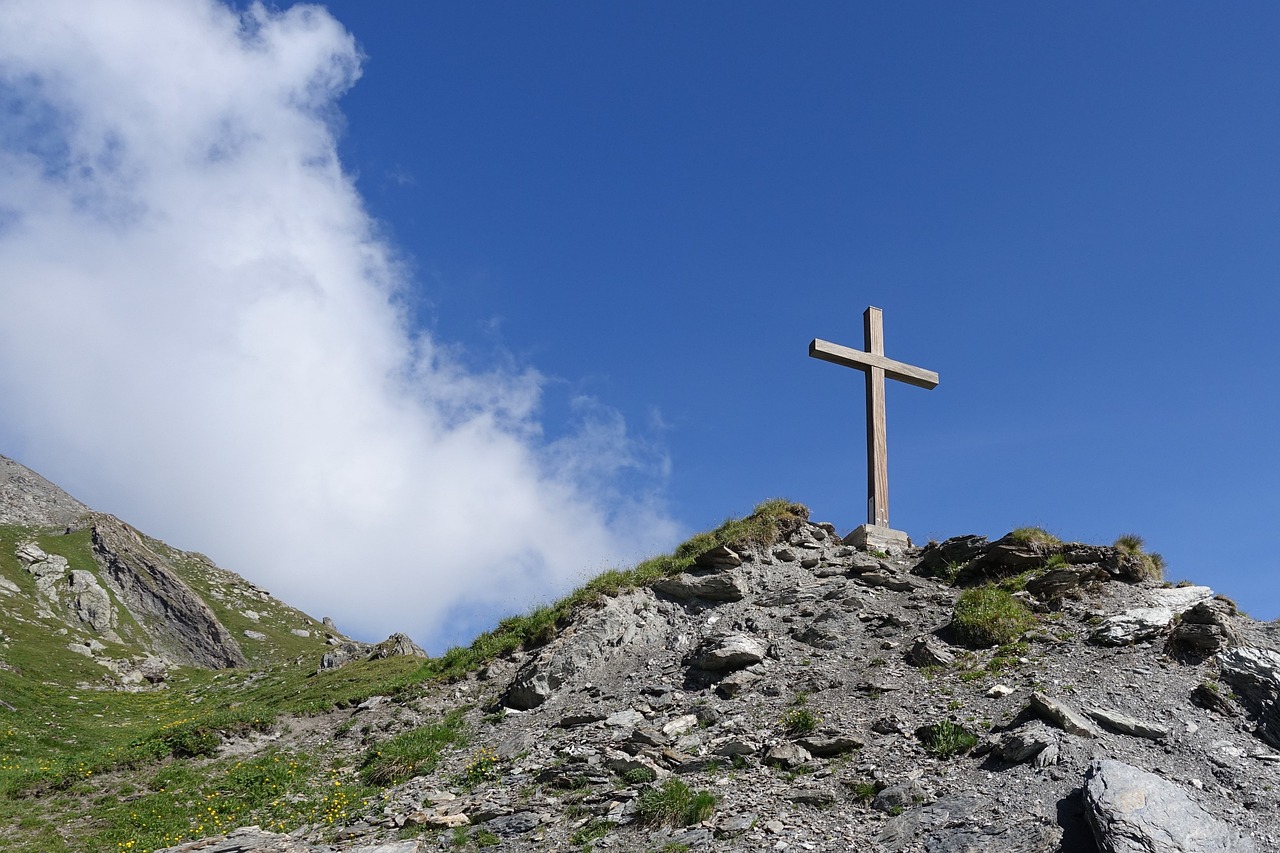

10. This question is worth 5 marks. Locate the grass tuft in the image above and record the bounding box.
[951,586,1036,648]
[636,779,717,827]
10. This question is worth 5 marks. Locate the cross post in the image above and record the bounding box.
[809,306,938,543]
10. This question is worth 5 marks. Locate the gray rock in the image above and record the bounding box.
[66,569,116,633]
[1029,692,1099,738]
[872,778,926,813]
[693,544,742,570]
[652,571,745,602]
[762,742,811,769]
[1085,706,1170,740]
[367,632,427,660]
[1084,758,1255,852]
[1091,607,1177,646]
[795,733,863,756]
[1218,646,1280,748]
[992,721,1059,764]
[715,668,761,698]
[695,633,765,672]
[907,635,956,667]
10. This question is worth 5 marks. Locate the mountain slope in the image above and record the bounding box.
[2,456,1278,852]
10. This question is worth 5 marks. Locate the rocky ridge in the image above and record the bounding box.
[152,521,1280,853]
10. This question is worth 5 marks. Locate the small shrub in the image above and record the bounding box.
[637,779,717,827]
[622,766,656,785]
[779,694,821,735]
[457,746,501,789]
[917,721,978,758]
[849,780,882,802]
[951,586,1035,648]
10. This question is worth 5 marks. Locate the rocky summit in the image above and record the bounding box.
[0,459,1277,852]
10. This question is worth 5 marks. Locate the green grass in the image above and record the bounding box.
[636,779,716,827]
[359,709,468,786]
[1113,534,1165,581]
[779,694,821,735]
[917,721,978,758]
[1009,527,1061,548]
[951,586,1036,648]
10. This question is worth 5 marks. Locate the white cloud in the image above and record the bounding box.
[0,0,680,650]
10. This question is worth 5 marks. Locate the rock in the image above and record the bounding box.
[695,634,766,672]
[243,629,267,640]
[872,778,926,813]
[368,632,427,661]
[1190,683,1238,717]
[762,742,811,769]
[0,455,91,527]
[1029,692,1099,737]
[852,571,919,592]
[1026,566,1109,603]
[795,733,863,756]
[773,548,797,562]
[1217,646,1280,748]
[693,544,742,570]
[1150,585,1215,610]
[1167,600,1240,661]
[913,535,987,578]
[481,811,540,836]
[788,785,837,806]
[318,640,369,672]
[652,571,745,602]
[715,669,761,698]
[906,635,956,667]
[604,708,645,727]
[89,515,247,668]
[1085,707,1169,740]
[1091,607,1176,646]
[65,570,116,634]
[992,721,1059,764]
[1083,758,1255,852]
[986,684,1014,698]
[557,710,606,728]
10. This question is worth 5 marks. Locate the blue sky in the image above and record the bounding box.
[0,2,1276,650]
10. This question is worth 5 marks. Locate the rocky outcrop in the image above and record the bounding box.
[1218,646,1280,748]
[89,514,246,669]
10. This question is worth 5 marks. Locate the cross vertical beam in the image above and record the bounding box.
[864,308,889,526]
[809,306,938,530]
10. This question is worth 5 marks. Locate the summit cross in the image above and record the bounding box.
[809,306,938,536]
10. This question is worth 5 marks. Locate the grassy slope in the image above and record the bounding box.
[0,500,809,853]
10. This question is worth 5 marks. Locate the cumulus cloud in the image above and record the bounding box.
[0,0,679,650]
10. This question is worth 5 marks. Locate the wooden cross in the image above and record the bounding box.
[809,306,938,529]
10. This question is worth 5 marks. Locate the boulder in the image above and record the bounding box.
[695,634,766,672]
[368,632,427,661]
[1085,707,1169,740]
[693,544,742,570]
[1167,600,1239,662]
[992,721,1059,765]
[1083,759,1255,852]
[652,571,745,602]
[906,635,956,667]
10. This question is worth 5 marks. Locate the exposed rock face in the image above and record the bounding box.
[0,453,90,526]
[89,514,247,669]
[1084,759,1256,852]
[369,632,428,661]
[1218,647,1280,748]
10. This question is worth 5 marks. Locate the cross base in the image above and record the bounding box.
[842,524,912,553]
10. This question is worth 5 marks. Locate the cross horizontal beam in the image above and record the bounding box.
[808,339,939,390]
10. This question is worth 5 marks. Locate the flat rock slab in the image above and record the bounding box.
[1030,692,1099,738]
[1084,759,1256,852]
[1086,707,1170,740]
